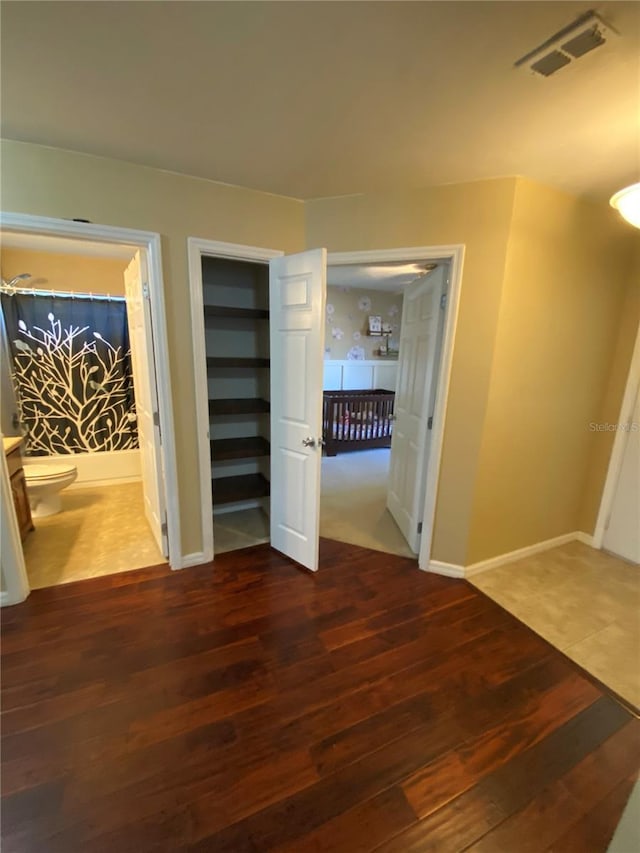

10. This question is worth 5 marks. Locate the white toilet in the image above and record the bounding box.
[24,462,78,518]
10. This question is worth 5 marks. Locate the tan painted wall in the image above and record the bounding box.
[467,179,639,563]
[306,178,518,565]
[325,285,402,360]
[3,140,633,569]
[0,140,305,558]
[1,247,128,296]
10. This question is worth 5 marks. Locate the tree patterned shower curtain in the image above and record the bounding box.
[1,291,138,455]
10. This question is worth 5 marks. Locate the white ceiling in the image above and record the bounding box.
[1,2,638,200]
[0,232,136,260]
[328,262,437,292]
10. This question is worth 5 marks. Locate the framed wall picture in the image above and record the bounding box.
[368,315,382,335]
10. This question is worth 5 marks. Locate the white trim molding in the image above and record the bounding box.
[0,211,182,575]
[593,319,640,550]
[0,439,30,606]
[323,359,399,393]
[329,246,466,266]
[187,237,284,565]
[428,560,465,579]
[464,532,580,577]
[427,531,596,581]
[177,552,211,570]
[328,245,466,575]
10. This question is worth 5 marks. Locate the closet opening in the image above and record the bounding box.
[188,239,283,562]
[203,255,272,553]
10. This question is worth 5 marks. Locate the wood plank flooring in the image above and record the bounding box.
[2,538,638,852]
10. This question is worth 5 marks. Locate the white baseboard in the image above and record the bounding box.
[465,531,593,578]
[69,475,141,489]
[174,551,212,570]
[424,533,599,583]
[179,531,597,578]
[427,559,466,578]
[0,589,28,607]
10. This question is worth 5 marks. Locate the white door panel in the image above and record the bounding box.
[124,252,167,556]
[270,249,326,571]
[603,383,640,564]
[387,270,444,553]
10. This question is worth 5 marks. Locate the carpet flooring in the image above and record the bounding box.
[320,448,415,559]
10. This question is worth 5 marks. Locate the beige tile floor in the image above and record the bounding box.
[320,447,416,559]
[470,541,640,709]
[23,482,165,589]
[213,507,270,554]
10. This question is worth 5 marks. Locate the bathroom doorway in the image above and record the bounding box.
[0,214,179,601]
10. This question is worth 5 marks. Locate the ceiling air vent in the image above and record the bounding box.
[515,10,617,78]
[563,25,607,58]
[530,51,571,78]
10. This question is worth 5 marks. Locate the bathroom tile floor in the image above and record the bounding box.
[22,482,165,589]
[470,541,640,710]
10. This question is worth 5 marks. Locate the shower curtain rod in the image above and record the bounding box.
[0,285,125,302]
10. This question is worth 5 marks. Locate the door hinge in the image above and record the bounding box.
[427,416,433,430]
[153,410,160,427]
[440,292,447,310]
[142,282,150,299]
[161,520,168,537]
[417,522,423,534]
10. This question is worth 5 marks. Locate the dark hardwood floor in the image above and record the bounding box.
[2,538,638,852]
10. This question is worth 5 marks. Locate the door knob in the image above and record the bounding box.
[302,437,316,447]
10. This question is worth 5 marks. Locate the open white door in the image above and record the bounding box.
[602,382,640,564]
[387,269,444,553]
[269,249,326,572]
[124,251,168,556]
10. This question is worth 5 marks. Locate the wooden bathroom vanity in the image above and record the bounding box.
[4,437,34,541]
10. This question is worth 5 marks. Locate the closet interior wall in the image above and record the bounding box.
[202,256,271,550]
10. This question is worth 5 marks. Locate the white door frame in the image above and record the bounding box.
[187,239,464,572]
[0,211,181,598]
[327,246,465,572]
[187,237,283,564]
[1,445,30,606]
[593,318,640,549]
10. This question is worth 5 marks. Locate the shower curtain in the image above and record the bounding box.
[0,291,138,455]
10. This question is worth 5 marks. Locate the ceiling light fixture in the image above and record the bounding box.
[609,183,640,229]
